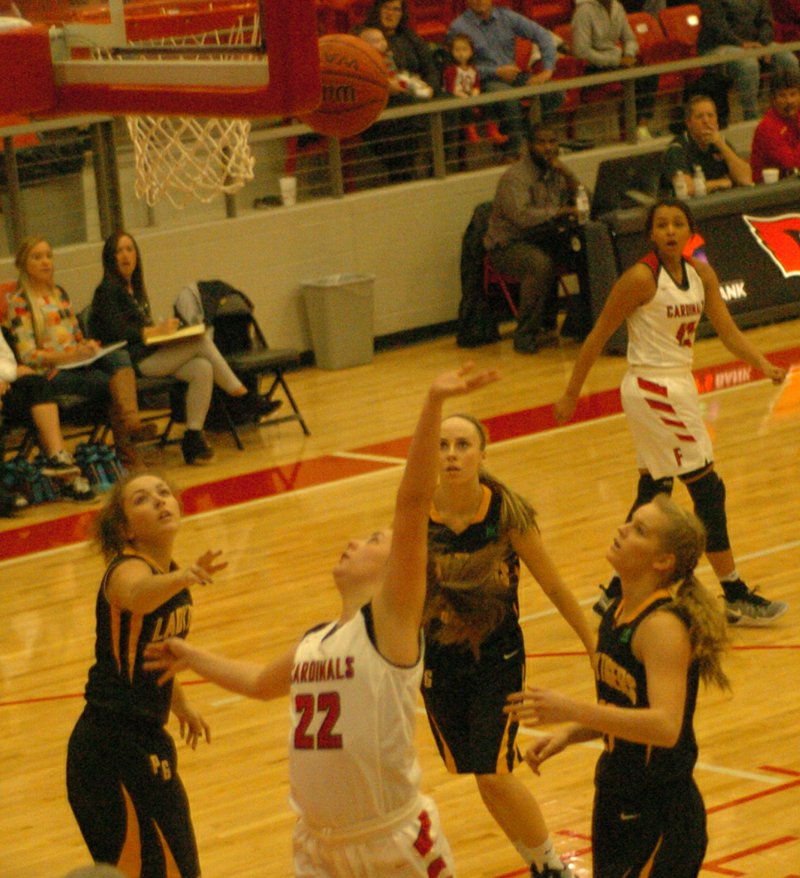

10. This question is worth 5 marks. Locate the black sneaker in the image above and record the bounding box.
[60,476,97,502]
[41,450,81,478]
[724,582,788,627]
[181,430,216,465]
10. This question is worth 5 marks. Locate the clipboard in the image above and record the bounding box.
[144,323,206,346]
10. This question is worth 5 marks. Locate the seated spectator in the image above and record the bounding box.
[443,33,509,144]
[7,236,155,468]
[363,0,440,96]
[354,22,432,182]
[661,94,753,194]
[483,123,589,353]
[448,0,559,157]
[571,0,659,140]
[770,0,800,43]
[697,0,799,120]
[0,329,95,502]
[89,231,275,466]
[750,68,800,181]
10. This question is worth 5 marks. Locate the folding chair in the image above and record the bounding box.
[197,280,310,438]
[76,305,186,446]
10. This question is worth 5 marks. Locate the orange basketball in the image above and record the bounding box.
[301,34,389,138]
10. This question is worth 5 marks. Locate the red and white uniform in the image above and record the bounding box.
[289,605,454,877]
[620,252,713,479]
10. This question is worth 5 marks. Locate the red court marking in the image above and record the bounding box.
[2,346,799,562]
[759,766,800,777]
[0,456,393,561]
[706,777,800,814]
[701,835,799,876]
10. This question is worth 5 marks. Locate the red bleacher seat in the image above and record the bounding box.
[658,4,701,55]
[627,11,690,96]
[520,0,573,31]
[407,0,452,44]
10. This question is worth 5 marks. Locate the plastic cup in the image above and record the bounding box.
[762,168,780,184]
[279,175,297,205]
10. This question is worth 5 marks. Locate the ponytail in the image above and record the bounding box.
[653,494,730,691]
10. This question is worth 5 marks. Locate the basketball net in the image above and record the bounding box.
[97,10,259,208]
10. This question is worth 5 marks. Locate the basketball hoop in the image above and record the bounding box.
[98,3,260,208]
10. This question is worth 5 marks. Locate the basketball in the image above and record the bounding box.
[301,34,390,139]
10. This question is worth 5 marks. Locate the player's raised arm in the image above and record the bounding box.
[372,365,499,665]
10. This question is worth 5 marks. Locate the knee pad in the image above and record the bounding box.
[626,473,674,521]
[683,470,729,552]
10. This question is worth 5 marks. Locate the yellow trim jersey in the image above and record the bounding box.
[84,554,192,726]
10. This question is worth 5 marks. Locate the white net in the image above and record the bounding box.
[102,8,260,208]
[126,114,254,208]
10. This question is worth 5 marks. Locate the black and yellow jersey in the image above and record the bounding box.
[594,590,699,794]
[84,553,192,726]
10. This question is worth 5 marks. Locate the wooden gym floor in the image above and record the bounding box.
[1,319,798,877]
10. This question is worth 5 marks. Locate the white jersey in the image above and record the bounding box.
[627,252,705,370]
[288,605,423,832]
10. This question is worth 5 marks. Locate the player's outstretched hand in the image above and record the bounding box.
[430,363,500,402]
[144,638,194,686]
[176,549,227,589]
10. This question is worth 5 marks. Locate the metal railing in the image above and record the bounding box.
[1,40,798,254]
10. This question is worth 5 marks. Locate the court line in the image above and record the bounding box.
[1,343,797,567]
[512,725,790,785]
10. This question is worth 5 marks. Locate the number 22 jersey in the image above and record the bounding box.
[288,604,423,831]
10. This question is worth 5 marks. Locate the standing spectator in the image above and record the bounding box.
[448,0,558,156]
[770,0,800,43]
[750,68,800,181]
[697,0,799,120]
[484,123,591,353]
[571,0,659,140]
[661,94,753,194]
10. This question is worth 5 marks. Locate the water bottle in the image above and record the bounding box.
[692,165,706,198]
[673,172,689,200]
[575,184,590,224]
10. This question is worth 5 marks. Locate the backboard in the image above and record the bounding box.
[0,0,321,119]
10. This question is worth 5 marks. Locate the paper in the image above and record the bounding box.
[58,340,128,370]
[144,323,206,346]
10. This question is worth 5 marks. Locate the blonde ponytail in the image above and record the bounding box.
[653,494,730,691]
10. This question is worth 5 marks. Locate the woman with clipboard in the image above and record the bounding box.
[90,232,276,465]
[7,236,157,468]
